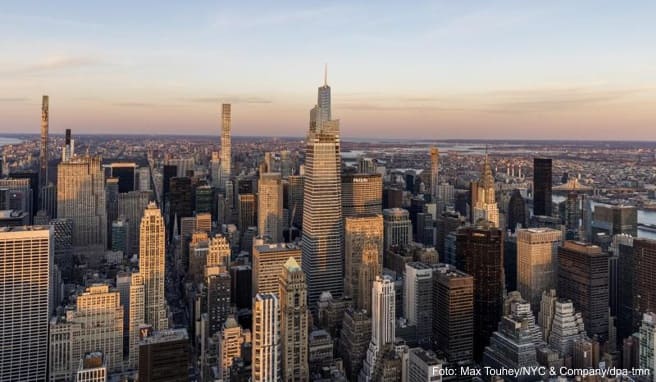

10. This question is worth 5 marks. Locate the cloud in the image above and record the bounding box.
[211,5,343,29]
[0,97,29,103]
[10,55,104,75]
[336,86,653,114]
[185,96,272,104]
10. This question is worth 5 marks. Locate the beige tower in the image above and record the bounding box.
[472,154,499,227]
[66,284,124,373]
[344,214,383,312]
[253,242,302,296]
[279,258,309,381]
[517,228,562,313]
[139,202,168,330]
[57,155,107,248]
[252,293,281,382]
[218,316,250,381]
[128,273,145,369]
[258,172,283,243]
[220,104,231,190]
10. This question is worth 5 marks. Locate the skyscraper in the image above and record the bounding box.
[317,64,331,123]
[279,258,309,381]
[432,263,474,364]
[404,262,433,346]
[40,95,49,192]
[341,173,383,218]
[456,223,505,360]
[639,312,656,378]
[252,293,281,382]
[0,226,52,382]
[65,284,124,373]
[128,273,145,369]
[57,155,107,249]
[507,189,527,232]
[361,275,396,381]
[516,228,562,313]
[557,241,609,340]
[344,214,383,312]
[253,242,302,296]
[472,154,499,227]
[382,207,412,250]
[109,162,137,193]
[138,329,190,382]
[118,190,151,255]
[302,72,343,308]
[430,147,439,202]
[258,172,283,243]
[220,103,231,190]
[339,308,372,381]
[218,316,250,381]
[139,202,168,330]
[633,239,656,321]
[533,158,552,217]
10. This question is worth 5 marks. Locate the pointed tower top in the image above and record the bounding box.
[324,63,328,86]
[284,256,301,271]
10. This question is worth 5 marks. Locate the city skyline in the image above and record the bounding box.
[2,1,656,139]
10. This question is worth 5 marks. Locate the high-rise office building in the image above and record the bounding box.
[592,204,638,239]
[128,273,145,369]
[139,202,168,330]
[558,241,609,340]
[339,308,372,381]
[344,214,383,312]
[118,190,151,255]
[341,173,383,218]
[302,73,343,308]
[404,262,433,346]
[634,239,656,321]
[253,242,302,296]
[516,228,562,313]
[40,95,49,192]
[138,329,189,382]
[482,310,540,377]
[639,312,656,378]
[66,284,124,373]
[507,189,527,232]
[456,223,505,360]
[533,158,552,217]
[220,103,232,190]
[382,208,412,250]
[252,293,281,382]
[361,275,396,381]
[205,265,232,337]
[218,316,250,381]
[279,258,309,381]
[0,226,52,382]
[238,193,257,232]
[169,177,193,229]
[430,147,439,202]
[57,155,107,248]
[258,172,283,243]
[472,154,499,227]
[109,162,137,193]
[287,175,303,229]
[432,263,474,364]
[545,299,586,358]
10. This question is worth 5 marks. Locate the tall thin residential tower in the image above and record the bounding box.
[40,95,49,192]
[220,103,232,190]
[430,147,439,202]
[302,70,343,307]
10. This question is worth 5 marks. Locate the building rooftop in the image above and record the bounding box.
[141,328,189,345]
[255,242,301,252]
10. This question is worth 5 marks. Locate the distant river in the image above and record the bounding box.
[554,195,656,240]
[0,137,21,146]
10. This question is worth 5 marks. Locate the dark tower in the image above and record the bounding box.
[506,189,527,232]
[456,223,504,360]
[533,158,552,216]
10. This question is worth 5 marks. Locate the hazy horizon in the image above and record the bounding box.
[2,1,655,139]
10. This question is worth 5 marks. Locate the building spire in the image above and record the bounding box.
[324,63,328,86]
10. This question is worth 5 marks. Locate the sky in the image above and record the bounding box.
[1,0,655,139]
